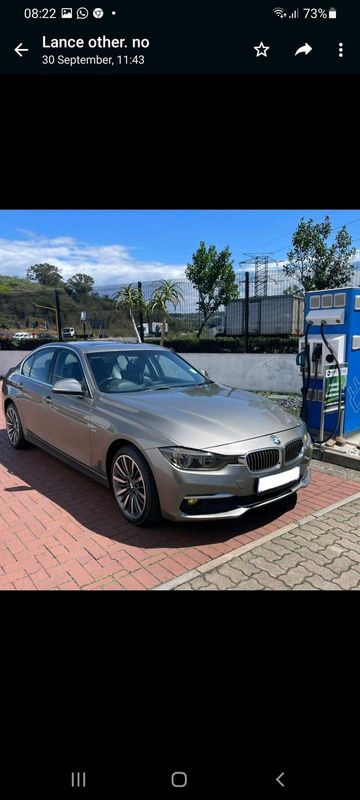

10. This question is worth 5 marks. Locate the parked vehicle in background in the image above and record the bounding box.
[139,323,150,337]
[62,327,75,338]
[13,332,34,340]
[152,322,168,335]
[225,295,304,337]
[2,341,312,527]
[138,323,168,338]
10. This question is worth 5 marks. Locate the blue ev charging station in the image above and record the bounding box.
[298,288,360,442]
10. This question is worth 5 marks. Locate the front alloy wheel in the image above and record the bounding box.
[111,445,161,526]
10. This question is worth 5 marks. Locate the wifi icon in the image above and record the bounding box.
[273,7,287,17]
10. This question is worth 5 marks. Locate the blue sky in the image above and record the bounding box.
[1,209,360,286]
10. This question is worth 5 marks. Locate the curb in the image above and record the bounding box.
[312,446,360,472]
[153,490,360,591]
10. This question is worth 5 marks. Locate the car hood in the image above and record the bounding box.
[108,383,302,449]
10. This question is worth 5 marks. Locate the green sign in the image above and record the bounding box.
[324,366,348,408]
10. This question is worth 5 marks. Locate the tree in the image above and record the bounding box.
[65,273,95,301]
[112,283,145,343]
[26,263,63,287]
[283,285,304,297]
[148,280,184,346]
[283,216,356,293]
[185,242,238,337]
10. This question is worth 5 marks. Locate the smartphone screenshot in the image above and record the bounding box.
[1,2,358,799]
[0,0,358,74]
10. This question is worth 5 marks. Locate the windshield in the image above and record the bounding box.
[86,350,207,393]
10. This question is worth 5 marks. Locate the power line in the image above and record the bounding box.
[254,215,360,256]
[255,211,348,250]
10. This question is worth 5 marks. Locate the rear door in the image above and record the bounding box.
[17,347,58,437]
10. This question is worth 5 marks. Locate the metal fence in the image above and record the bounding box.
[2,265,360,343]
[91,274,307,340]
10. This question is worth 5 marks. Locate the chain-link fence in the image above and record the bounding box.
[90,274,306,341]
[2,265,360,345]
[91,279,204,340]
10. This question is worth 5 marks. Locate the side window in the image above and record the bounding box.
[52,350,85,385]
[29,349,56,384]
[22,354,35,376]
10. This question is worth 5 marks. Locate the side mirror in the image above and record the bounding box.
[200,369,209,378]
[52,379,85,395]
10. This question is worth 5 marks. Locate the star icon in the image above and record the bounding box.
[254,41,270,57]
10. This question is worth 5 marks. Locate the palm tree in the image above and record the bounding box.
[112,284,144,343]
[148,280,184,346]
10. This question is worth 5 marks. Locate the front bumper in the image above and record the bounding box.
[146,429,312,522]
[176,468,310,520]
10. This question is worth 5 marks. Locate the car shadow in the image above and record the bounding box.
[0,430,298,550]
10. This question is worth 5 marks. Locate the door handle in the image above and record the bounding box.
[44,395,52,404]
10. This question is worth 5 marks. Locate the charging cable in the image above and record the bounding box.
[299,322,312,424]
[314,322,343,444]
[298,319,343,444]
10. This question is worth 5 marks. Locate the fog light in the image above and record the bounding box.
[187,498,199,506]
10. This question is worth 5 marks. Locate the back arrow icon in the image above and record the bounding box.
[276,772,285,788]
[295,43,312,56]
[15,43,29,57]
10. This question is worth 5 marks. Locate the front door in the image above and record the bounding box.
[45,348,92,467]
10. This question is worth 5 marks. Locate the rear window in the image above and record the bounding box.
[22,354,35,376]
[28,348,56,383]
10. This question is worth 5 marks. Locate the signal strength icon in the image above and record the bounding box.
[289,8,300,18]
[273,7,287,17]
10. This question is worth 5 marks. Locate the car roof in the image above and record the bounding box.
[36,340,167,354]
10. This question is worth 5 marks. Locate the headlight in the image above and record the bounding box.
[159,447,229,471]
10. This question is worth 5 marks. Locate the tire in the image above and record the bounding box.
[5,402,29,450]
[111,445,161,526]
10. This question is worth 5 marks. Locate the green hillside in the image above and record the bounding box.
[0,275,134,337]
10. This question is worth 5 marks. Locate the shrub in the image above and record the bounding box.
[0,338,58,351]
[145,336,299,353]
[0,335,300,354]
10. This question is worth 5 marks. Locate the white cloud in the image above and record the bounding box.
[2,232,359,291]
[0,232,187,287]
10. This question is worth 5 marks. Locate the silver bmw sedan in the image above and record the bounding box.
[2,342,312,525]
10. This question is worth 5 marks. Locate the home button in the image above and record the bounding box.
[171,771,188,788]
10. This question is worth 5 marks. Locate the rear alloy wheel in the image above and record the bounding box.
[6,403,28,450]
[111,445,161,526]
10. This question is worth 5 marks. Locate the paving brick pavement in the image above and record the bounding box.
[1,388,360,590]
[171,497,360,590]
